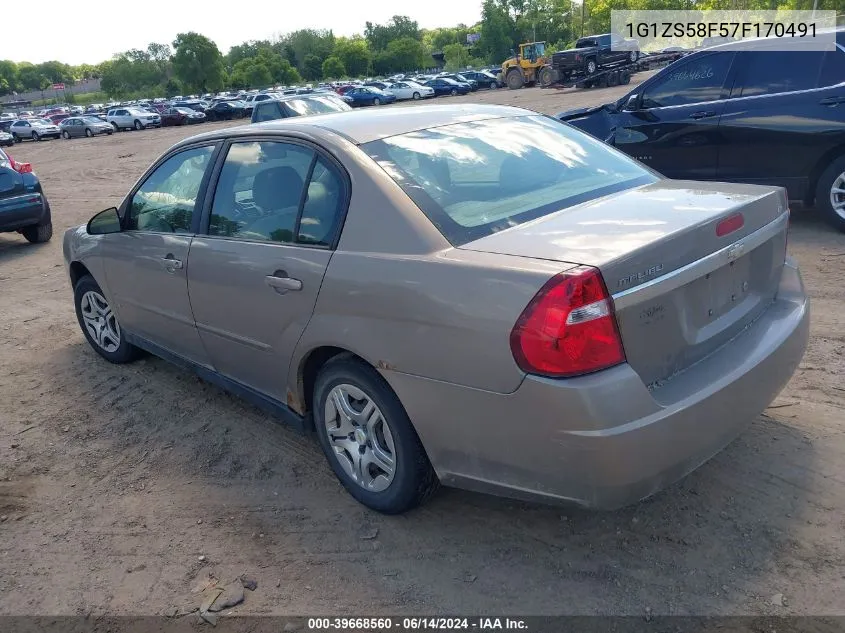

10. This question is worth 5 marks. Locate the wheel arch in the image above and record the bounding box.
[294,345,372,423]
[806,143,845,205]
[69,261,92,289]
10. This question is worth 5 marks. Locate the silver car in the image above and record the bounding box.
[10,118,61,141]
[106,107,161,131]
[63,105,809,514]
[59,116,114,139]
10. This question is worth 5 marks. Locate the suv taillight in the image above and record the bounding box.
[510,266,625,378]
[9,157,33,174]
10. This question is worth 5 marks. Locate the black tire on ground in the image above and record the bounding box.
[32,132,40,141]
[85,128,93,137]
[629,50,639,62]
[112,122,120,131]
[62,130,71,139]
[133,120,143,130]
[815,154,845,232]
[12,134,20,143]
[619,70,632,85]
[373,97,381,106]
[585,58,597,75]
[506,68,525,90]
[412,92,420,100]
[73,275,142,364]
[538,66,555,88]
[581,79,595,89]
[607,71,620,87]
[313,356,440,514]
[21,221,52,243]
[596,74,609,88]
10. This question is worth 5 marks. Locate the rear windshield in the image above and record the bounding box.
[362,115,655,245]
[285,96,349,116]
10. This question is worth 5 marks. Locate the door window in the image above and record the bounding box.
[819,50,845,87]
[208,141,344,247]
[737,50,824,96]
[640,52,734,108]
[126,145,214,233]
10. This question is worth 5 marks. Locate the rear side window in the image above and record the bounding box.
[253,102,282,122]
[737,51,824,96]
[819,50,845,87]
[641,52,734,108]
[363,115,655,245]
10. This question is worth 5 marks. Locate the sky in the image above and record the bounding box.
[1,0,483,65]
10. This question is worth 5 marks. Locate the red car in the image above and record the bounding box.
[49,113,70,125]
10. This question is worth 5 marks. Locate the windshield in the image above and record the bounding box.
[175,108,195,114]
[362,115,655,245]
[285,96,350,116]
[127,108,148,115]
[38,119,53,125]
[82,116,103,123]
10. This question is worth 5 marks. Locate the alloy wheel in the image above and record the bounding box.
[831,171,845,220]
[323,384,396,492]
[80,290,121,353]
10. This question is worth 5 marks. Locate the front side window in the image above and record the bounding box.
[209,141,344,246]
[126,145,214,233]
[737,50,823,96]
[640,52,734,108]
[363,115,655,245]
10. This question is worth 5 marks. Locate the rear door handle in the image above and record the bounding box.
[689,110,717,120]
[160,255,183,271]
[265,271,302,294]
[819,96,845,106]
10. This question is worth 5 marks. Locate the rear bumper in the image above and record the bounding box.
[385,258,809,508]
[0,193,49,231]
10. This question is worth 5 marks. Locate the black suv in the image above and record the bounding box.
[560,30,845,230]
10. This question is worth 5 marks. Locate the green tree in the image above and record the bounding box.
[283,29,335,72]
[321,56,346,79]
[333,37,372,77]
[172,32,225,93]
[365,15,421,51]
[0,60,18,95]
[229,58,273,89]
[17,62,48,91]
[443,43,472,71]
[302,54,323,80]
[479,0,516,64]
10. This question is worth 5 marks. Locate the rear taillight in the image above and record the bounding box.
[716,212,744,237]
[9,158,32,174]
[510,266,626,378]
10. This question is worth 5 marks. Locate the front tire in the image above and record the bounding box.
[450,88,458,96]
[629,50,639,63]
[313,357,439,514]
[816,155,845,232]
[506,68,525,90]
[585,58,598,75]
[85,128,93,137]
[21,221,52,243]
[133,120,144,130]
[372,97,381,106]
[73,275,141,364]
[412,92,421,100]
[62,130,71,139]
[112,122,120,132]
[32,132,40,141]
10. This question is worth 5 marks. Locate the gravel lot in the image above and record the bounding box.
[2,76,844,618]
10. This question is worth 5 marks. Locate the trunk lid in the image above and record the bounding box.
[460,180,790,387]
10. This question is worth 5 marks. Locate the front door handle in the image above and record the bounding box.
[265,271,302,294]
[160,255,183,271]
[819,96,845,106]
[689,110,717,120]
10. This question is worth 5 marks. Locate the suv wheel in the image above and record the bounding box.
[111,122,120,132]
[313,357,439,514]
[816,155,845,231]
[585,59,597,75]
[32,132,40,141]
[21,221,52,243]
[134,120,144,130]
[73,275,141,363]
[629,50,639,63]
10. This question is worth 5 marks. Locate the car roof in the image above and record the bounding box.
[704,26,844,51]
[178,104,531,146]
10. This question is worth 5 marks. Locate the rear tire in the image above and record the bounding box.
[607,71,620,87]
[619,70,632,85]
[313,357,439,514]
[815,155,845,232]
[21,221,52,243]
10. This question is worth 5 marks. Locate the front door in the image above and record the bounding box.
[188,139,347,401]
[612,51,736,180]
[99,144,217,366]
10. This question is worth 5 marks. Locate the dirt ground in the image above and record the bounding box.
[2,76,844,619]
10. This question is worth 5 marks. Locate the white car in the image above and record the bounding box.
[387,81,435,101]
[106,107,161,131]
[0,113,16,121]
[9,118,61,141]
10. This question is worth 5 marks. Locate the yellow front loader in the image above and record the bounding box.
[500,42,550,89]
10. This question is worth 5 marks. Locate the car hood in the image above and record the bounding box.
[558,104,619,143]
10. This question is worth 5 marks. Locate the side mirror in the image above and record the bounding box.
[87,207,122,235]
[623,94,641,111]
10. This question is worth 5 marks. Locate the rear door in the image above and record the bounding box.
[611,51,737,179]
[99,143,218,365]
[717,46,845,200]
[187,138,347,401]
